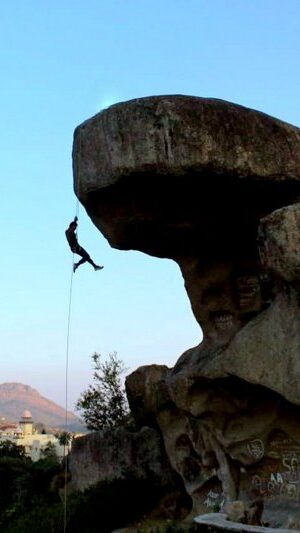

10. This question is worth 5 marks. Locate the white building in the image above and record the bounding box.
[0,410,69,462]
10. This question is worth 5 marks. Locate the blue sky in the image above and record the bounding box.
[1,0,299,410]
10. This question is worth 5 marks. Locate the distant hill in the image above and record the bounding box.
[0,383,85,432]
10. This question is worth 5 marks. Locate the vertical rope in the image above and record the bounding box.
[63,262,73,533]
[63,128,81,532]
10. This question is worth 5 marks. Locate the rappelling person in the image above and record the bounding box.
[65,216,104,273]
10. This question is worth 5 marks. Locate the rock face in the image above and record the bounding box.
[72,96,300,526]
[68,426,191,527]
[69,426,179,493]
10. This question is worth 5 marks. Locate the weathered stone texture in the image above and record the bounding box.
[195,512,300,532]
[259,203,300,284]
[69,426,176,493]
[72,96,300,527]
[73,96,300,259]
[73,95,300,198]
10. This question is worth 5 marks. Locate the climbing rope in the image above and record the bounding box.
[63,131,81,532]
[63,253,75,533]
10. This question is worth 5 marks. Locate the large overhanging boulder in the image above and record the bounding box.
[72,96,300,526]
[73,95,300,259]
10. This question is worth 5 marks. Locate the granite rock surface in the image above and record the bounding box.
[72,96,300,526]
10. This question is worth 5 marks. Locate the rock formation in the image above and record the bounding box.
[69,426,180,494]
[71,96,300,527]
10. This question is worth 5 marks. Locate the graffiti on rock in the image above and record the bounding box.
[247,439,265,461]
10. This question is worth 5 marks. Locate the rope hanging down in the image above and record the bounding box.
[64,128,81,455]
[63,132,81,532]
[63,200,79,533]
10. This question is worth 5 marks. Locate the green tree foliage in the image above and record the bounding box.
[7,477,164,533]
[41,441,58,463]
[57,431,72,446]
[0,440,26,459]
[75,352,129,431]
[0,439,63,530]
[6,503,64,533]
[0,456,30,520]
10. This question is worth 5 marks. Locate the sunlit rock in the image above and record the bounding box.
[72,96,300,526]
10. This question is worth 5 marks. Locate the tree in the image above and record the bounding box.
[75,352,129,431]
[57,431,71,447]
[41,442,58,463]
[0,441,26,459]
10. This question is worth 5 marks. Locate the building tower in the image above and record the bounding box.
[19,409,34,436]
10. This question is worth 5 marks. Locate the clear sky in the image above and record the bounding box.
[1,0,299,410]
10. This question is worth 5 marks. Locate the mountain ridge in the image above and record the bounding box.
[0,382,84,431]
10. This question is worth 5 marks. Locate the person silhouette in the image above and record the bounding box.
[65,217,104,273]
